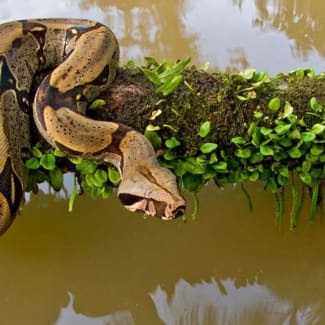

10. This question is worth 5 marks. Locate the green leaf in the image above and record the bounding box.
[279,137,292,147]
[289,129,301,140]
[247,122,256,136]
[199,143,218,154]
[249,152,264,164]
[254,111,263,118]
[156,75,183,96]
[186,157,205,174]
[310,97,323,112]
[86,174,101,188]
[274,150,288,161]
[174,160,187,176]
[145,124,161,132]
[163,149,176,160]
[40,153,56,170]
[25,157,40,170]
[311,123,325,135]
[302,161,311,172]
[203,167,217,180]
[266,177,278,193]
[277,174,288,186]
[76,159,97,174]
[182,173,202,192]
[231,137,246,145]
[199,121,211,138]
[165,136,181,149]
[102,184,113,199]
[159,58,191,82]
[278,165,289,177]
[94,169,108,184]
[144,56,160,68]
[144,130,162,149]
[301,132,316,142]
[241,68,256,80]
[295,68,304,78]
[53,149,66,157]
[209,153,218,164]
[260,145,274,156]
[68,157,83,165]
[274,124,291,135]
[108,167,121,185]
[88,99,106,110]
[268,97,281,111]
[235,148,252,159]
[311,167,322,179]
[279,101,293,119]
[249,171,259,182]
[49,168,63,191]
[31,146,43,158]
[260,127,272,136]
[141,68,161,85]
[213,161,227,171]
[288,147,302,158]
[89,186,104,199]
[298,172,312,185]
[310,144,324,156]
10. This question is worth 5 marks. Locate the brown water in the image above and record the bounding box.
[1,1,325,324]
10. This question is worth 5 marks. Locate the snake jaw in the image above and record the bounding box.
[117,165,185,219]
[119,195,185,219]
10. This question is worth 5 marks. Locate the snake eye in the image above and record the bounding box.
[173,206,185,218]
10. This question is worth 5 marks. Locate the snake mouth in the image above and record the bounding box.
[119,193,185,219]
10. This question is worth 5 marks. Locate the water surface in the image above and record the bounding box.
[0,1,325,324]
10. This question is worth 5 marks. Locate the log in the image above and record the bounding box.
[28,61,325,227]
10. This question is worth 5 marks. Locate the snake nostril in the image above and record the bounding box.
[173,206,185,218]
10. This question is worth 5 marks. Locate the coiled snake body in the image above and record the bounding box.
[0,18,185,235]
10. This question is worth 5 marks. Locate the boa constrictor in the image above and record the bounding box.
[0,18,185,235]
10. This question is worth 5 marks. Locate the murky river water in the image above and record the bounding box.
[0,1,325,324]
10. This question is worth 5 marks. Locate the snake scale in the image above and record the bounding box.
[0,18,185,235]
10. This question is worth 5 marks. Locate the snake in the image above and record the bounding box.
[0,18,185,235]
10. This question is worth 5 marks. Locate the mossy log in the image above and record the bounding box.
[28,64,325,226]
[88,67,325,156]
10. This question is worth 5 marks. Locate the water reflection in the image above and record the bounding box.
[233,0,325,60]
[183,0,325,73]
[150,278,321,325]
[1,0,325,73]
[54,292,134,325]
[0,0,106,23]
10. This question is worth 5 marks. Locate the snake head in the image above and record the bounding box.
[117,165,185,220]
